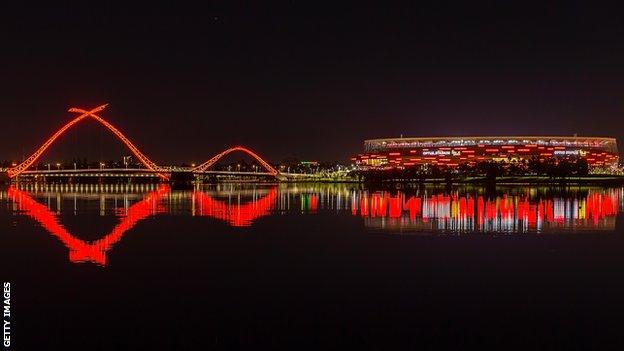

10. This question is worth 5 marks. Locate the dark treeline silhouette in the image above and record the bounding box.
[351,158,596,183]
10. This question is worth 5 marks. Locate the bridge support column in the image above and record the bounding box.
[169,171,195,189]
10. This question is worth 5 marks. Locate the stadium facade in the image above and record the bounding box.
[353,136,619,168]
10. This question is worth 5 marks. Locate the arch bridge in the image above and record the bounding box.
[3,104,292,182]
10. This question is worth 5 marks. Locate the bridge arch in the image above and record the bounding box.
[7,104,168,179]
[193,146,278,175]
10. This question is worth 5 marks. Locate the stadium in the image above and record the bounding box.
[353,136,619,169]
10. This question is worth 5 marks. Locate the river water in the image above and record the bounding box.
[2,183,624,348]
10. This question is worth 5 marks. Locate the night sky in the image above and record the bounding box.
[1,2,623,164]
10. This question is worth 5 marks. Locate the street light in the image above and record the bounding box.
[56,163,61,170]
[100,162,105,170]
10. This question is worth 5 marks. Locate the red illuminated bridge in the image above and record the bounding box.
[1,104,301,182]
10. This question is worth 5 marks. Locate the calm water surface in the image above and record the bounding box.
[2,183,624,349]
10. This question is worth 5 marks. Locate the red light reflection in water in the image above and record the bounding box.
[8,186,280,265]
[8,185,169,265]
[354,190,620,232]
[7,185,622,265]
[194,188,278,226]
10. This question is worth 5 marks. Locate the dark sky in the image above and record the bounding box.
[1,2,623,164]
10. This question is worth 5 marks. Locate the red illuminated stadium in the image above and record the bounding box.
[353,136,619,168]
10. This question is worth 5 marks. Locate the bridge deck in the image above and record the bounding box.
[15,169,318,178]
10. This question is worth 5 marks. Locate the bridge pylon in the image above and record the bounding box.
[169,171,195,189]
[0,172,9,184]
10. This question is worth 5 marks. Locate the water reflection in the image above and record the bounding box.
[7,185,168,265]
[1,183,622,265]
[354,189,621,233]
[194,187,278,226]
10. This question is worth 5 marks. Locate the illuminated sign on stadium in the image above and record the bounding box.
[422,150,461,156]
[553,149,587,156]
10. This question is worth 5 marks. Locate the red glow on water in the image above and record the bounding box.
[352,189,620,232]
[194,188,278,226]
[8,185,169,265]
[8,185,279,264]
[6,185,621,266]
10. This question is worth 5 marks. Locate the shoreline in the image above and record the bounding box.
[2,175,624,186]
[359,175,624,186]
